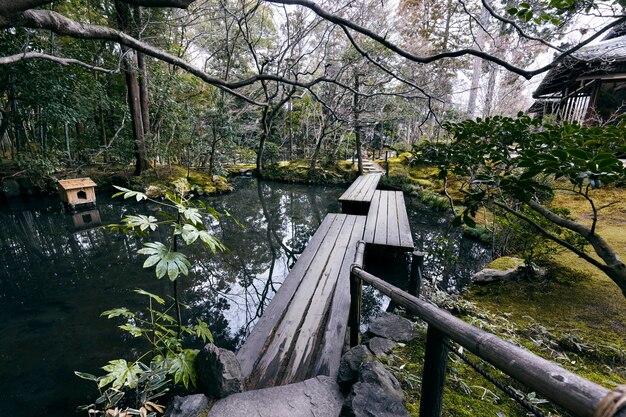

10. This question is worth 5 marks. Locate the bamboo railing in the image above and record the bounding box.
[348,240,626,417]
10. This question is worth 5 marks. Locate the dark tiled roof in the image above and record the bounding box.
[533,35,626,98]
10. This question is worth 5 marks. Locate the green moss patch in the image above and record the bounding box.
[485,257,524,271]
[261,159,357,185]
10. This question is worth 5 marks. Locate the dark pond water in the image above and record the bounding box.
[0,178,489,416]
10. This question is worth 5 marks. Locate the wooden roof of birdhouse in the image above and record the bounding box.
[57,178,97,190]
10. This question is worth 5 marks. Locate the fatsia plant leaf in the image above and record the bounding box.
[101,307,135,319]
[112,185,148,202]
[167,350,199,389]
[99,359,142,389]
[137,242,190,280]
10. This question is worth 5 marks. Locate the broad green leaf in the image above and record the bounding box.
[119,324,144,337]
[168,349,199,389]
[99,359,142,389]
[178,206,202,225]
[134,289,165,305]
[122,215,158,231]
[112,185,148,202]
[193,320,214,344]
[181,224,200,245]
[101,307,135,319]
[74,371,98,382]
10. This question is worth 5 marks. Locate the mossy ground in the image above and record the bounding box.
[381,162,626,415]
[122,165,233,196]
[260,159,358,184]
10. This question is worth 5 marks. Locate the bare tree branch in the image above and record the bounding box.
[264,0,626,79]
[481,0,563,52]
[0,51,119,73]
[0,0,196,16]
[1,9,267,105]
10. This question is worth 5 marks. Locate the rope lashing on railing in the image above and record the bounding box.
[593,386,626,417]
[443,339,547,417]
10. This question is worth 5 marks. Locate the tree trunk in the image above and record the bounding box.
[137,53,150,135]
[466,5,489,117]
[483,63,498,118]
[526,199,626,297]
[354,73,363,175]
[116,1,148,175]
[256,106,271,177]
[122,50,149,175]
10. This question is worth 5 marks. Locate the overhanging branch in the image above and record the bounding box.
[0,51,119,73]
[264,0,626,80]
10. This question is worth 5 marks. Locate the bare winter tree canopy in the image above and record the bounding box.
[1,0,625,108]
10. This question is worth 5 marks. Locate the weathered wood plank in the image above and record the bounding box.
[386,191,400,246]
[352,175,373,202]
[338,176,365,202]
[362,190,379,243]
[396,191,414,249]
[236,214,340,378]
[283,215,359,383]
[250,215,348,388]
[311,215,366,378]
[339,174,381,203]
[361,174,382,202]
[373,191,388,245]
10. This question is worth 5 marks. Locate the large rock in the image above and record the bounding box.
[337,345,373,388]
[368,312,418,343]
[1,179,20,198]
[345,362,408,417]
[196,343,244,399]
[164,394,210,417]
[472,257,526,284]
[208,376,343,417]
[367,337,396,358]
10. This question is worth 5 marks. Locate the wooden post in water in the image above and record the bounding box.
[349,269,362,347]
[419,325,449,417]
[408,251,425,297]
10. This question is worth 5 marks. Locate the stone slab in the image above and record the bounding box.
[208,376,343,417]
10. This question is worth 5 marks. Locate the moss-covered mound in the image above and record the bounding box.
[122,165,233,197]
[261,160,358,185]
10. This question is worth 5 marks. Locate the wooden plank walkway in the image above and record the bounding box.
[363,190,414,250]
[237,213,367,390]
[338,174,382,214]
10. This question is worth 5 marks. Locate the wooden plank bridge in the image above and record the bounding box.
[237,173,410,389]
[232,173,623,417]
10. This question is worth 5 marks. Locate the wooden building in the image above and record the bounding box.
[57,178,97,209]
[531,27,626,124]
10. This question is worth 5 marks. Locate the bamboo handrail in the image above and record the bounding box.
[349,243,625,417]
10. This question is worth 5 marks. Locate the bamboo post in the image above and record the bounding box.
[349,267,363,347]
[419,325,449,417]
[408,251,425,297]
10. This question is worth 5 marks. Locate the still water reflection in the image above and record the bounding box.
[0,179,489,416]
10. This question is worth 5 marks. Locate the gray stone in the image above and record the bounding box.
[345,362,408,417]
[208,376,343,417]
[337,345,373,388]
[196,343,244,399]
[368,312,418,342]
[164,394,210,417]
[471,257,546,284]
[1,179,20,198]
[367,337,397,357]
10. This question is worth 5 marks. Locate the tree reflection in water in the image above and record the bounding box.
[0,179,488,417]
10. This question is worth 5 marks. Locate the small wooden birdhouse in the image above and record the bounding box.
[57,178,97,209]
